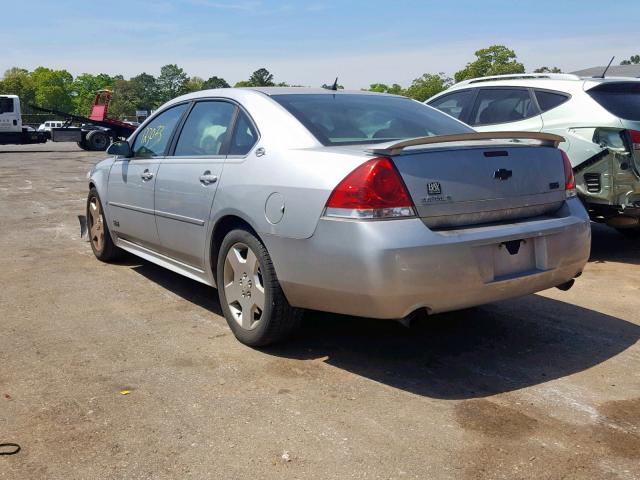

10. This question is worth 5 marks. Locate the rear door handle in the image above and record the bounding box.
[199,172,218,185]
[141,169,154,181]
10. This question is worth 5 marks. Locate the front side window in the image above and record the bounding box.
[428,90,474,120]
[174,101,236,156]
[471,88,536,125]
[132,103,188,157]
[228,110,258,155]
[0,97,14,114]
[271,94,473,146]
[535,90,569,112]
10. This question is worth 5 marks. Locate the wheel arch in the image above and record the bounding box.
[209,214,262,286]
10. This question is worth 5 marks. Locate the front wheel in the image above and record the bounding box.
[87,188,121,261]
[216,228,302,346]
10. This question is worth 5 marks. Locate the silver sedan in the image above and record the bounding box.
[87,88,591,346]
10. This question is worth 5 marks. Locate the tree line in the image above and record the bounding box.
[1,45,636,120]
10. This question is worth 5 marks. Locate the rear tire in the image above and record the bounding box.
[86,130,110,151]
[216,228,302,347]
[87,188,121,262]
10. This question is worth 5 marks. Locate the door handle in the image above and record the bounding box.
[199,171,218,185]
[141,169,154,181]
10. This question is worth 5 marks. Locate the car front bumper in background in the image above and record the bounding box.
[263,198,591,319]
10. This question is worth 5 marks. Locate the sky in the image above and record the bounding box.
[2,0,640,89]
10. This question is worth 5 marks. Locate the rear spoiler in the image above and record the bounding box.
[367,132,565,156]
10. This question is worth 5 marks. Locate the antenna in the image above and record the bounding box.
[322,77,339,91]
[598,56,615,78]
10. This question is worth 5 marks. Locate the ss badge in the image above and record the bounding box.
[427,181,442,195]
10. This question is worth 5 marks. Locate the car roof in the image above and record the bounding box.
[432,73,640,98]
[240,87,390,96]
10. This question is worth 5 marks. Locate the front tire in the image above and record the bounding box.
[216,228,302,346]
[87,188,121,262]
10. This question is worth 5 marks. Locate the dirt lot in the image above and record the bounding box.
[1,142,639,479]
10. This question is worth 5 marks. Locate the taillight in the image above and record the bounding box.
[629,129,640,151]
[325,157,416,219]
[561,150,576,198]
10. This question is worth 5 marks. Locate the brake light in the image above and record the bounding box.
[629,129,640,151]
[325,157,416,219]
[561,150,576,198]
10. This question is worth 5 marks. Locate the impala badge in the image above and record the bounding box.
[427,181,442,195]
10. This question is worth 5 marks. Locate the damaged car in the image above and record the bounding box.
[427,74,640,237]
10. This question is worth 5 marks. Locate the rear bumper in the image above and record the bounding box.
[263,198,591,319]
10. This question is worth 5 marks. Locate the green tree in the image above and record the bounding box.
[533,66,562,73]
[71,73,114,115]
[0,68,36,108]
[108,79,138,119]
[248,68,274,87]
[157,64,188,103]
[404,73,452,102]
[620,55,640,65]
[202,75,230,89]
[130,73,159,111]
[454,45,525,82]
[184,76,204,93]
[368,83,404,95]
[30,67,74,111]
[234,80,253,87]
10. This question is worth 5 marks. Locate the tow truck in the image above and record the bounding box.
[0,90,136,150]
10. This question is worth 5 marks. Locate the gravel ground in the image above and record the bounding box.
[1,142,639,479]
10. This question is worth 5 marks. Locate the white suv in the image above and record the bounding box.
[37,120,65,132]
[427,74,640,237]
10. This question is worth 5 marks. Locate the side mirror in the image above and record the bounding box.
[106,140,133,157]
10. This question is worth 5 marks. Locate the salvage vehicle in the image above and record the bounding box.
[86,88,591,346]
[427,74,640,237]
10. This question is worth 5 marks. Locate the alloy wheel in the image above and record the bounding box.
[88,196,104,252]
[223,242,266,330]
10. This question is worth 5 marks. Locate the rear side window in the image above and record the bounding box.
[132,103,188,157]
[174,101,236,156]
[535,90,569,112]
[228,110,258,155]
[0,97,14,113]
[588,82,640,121]
[471,88,536,125]
[271,94,473,146]
[428,90,474,120]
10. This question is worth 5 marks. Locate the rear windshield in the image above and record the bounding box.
[271,93,473,146]
[588,82,640,121]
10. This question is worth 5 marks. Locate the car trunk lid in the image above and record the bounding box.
[368,133,567,229]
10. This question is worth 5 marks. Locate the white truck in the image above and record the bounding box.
[0,95,48,145]
[0,91,136,150]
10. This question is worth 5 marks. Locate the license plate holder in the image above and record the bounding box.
[493,238,536,280]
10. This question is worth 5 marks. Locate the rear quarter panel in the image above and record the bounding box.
[212,146,366,240]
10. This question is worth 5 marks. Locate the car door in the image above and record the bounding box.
[469,87,543,132]
[153,100,238,268]
[107,103,189,251]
